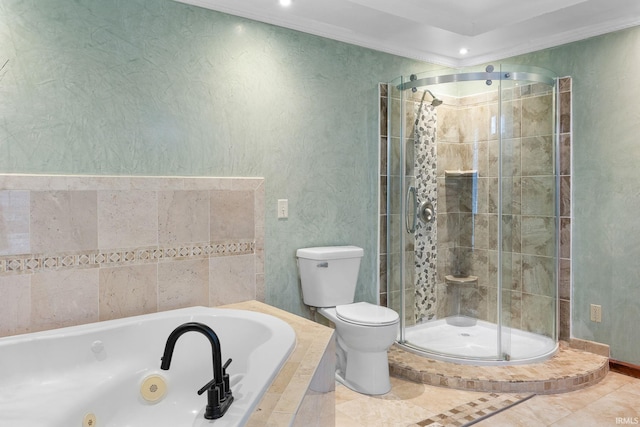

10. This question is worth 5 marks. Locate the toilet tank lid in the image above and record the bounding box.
[296,246,364,260]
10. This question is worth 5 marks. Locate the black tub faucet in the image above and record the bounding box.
[160,322,234,420]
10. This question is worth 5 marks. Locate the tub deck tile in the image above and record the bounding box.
[221,300,335,427]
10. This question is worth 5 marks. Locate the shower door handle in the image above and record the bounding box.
[405,186,417,234]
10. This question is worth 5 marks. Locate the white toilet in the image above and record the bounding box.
[296,246,399,395]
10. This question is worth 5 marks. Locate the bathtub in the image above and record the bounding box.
[0,306,296,426]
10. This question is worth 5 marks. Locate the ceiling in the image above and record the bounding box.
[175,0,640,67]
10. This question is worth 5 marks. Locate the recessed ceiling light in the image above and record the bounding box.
[279,0,292,6]
[459,48,469,55]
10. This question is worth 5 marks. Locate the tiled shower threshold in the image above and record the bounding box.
[389,342,609,394]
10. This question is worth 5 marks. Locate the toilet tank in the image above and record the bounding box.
[296,246,364,307]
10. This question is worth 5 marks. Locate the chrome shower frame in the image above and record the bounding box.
[387,64,561,365]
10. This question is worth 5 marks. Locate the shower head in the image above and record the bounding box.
[425,90,443,107]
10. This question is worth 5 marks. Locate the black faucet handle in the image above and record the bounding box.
[198,359,232,396]
[197,378,217,396]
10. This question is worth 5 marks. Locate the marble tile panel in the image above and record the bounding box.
[157,259,208,311]
[30,190,98,253]
[210,190,255,241]
[521,176,555,216]
[437,143,477,175]
[0,174,70,191]
[459,104,490,143]
[273,375,314,415]
[500,99,523,139]
[473,214,490,250]
[521,293,555,336]
[560,299,571,340]
[0,275,31,336]
[521,216,555,257]
[388,97,402,139]
[495,253,519,292]
[521,94,554,137]
[98,190,158,249]
[560,217,571,259]
[560,175,571,217]
[488,177,522,216]
[99,264,158,320]
[436,103,460,143]
[475,177,489,214]
[209,254,256,306]
[30,268,99,331]
[522,254,555,297]
[505,288,523,329]
[521,136,554,176]
[559,258,571,299]
[469,247,489,287]
[560,91,572,134]
[0,190,30,256]
[387,176,402,215]
[380,91,388,138]
[559,76,571,92]
[498,214,522,253]
[560,133,572,175]
[158,190,209,245]
[380,137,388,177]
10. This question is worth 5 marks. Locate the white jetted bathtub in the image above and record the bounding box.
[0,306,296,426]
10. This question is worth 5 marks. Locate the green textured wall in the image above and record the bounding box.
[509,28,640,364]
[0,0,439,317]
[3,0,640,364]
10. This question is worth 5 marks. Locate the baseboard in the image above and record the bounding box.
[609,359,640,379]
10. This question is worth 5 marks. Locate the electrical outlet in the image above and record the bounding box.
[590,304,602,323]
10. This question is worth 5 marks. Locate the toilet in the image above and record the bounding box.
[296,246,399,395]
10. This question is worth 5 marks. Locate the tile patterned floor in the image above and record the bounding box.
[336,371,640,427]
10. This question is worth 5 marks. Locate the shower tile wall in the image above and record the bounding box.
[0,174,265,337]
[379,78,573,340]
[437,84,558,337]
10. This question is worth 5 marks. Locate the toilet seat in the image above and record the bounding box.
[335,302,399,327]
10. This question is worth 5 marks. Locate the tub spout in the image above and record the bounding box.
[160,322,234,420]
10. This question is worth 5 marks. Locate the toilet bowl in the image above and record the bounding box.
[318,302,398,395]
[296,246,400,395]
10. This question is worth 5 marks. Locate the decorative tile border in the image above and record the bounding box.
[416,393,534,427]
[0,240,254,275]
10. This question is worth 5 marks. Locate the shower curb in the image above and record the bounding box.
[388,343,609,394]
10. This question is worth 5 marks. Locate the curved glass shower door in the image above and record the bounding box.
[385,64,559,365]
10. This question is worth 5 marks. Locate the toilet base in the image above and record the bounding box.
[336,348,391,395]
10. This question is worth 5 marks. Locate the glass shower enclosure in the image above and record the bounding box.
[385,64,559,365]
